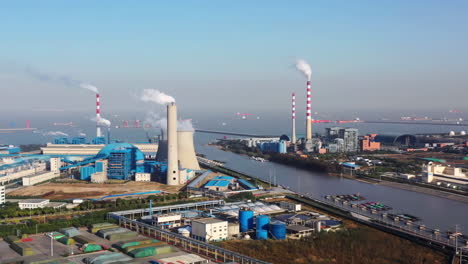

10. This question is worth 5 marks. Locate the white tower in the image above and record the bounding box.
[166,103,180,185]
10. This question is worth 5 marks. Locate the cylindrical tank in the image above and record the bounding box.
[449,131,455,136]
[256,215,270,240]
[256,215,270,232]
[461,131,466,136]
[239,209,254,232]
[315,221,322,233]
[269,221,286,240]
[256,230,268,240]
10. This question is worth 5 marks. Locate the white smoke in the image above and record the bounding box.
[144,112,167,130]
[42,131,69,137]
[78,132,86,137]
[178,119,194,132]
[141,89,175,105]
[80,83,99,93]
[91,116,111,127]
[144,111,194,132]
[295,59,312,81]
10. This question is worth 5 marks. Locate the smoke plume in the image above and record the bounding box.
[78,132,86,137]
[144,111,194,132]
[141,89,175,105]
[92,116,111,127]
[295,59,312,81]
[178,119,194,132]
[80,83,99,93]
[42,131,69,137]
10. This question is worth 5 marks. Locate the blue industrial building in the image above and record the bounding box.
[257,140,287,154]
[0,146,20,154]
[71,137,86,144]
[80,166,96,181]
[54,137,69,144]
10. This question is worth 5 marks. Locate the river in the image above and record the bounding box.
[195,138,467,232]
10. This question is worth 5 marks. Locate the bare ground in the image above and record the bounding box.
[8,181,181,199]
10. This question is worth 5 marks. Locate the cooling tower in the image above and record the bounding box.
[166,103,180,185]
[155,129,168,162]
[177,131,200,170]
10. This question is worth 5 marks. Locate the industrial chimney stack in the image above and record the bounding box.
[166,103,180,185]
[306,81,312,141]
[96,93,102,138]
[291,93,296,144]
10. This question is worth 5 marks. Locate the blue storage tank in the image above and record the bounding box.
[256,215,270,240]
[256,230,268,240]
[269,221,286,240]
[239,209,254,232]
[256,215,270,232]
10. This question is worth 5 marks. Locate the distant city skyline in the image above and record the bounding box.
[1,1,467,115]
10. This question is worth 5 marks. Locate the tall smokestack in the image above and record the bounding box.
[96,93,102,137]
[292,93,296,144]
[306,81,312,140]
[166,103,180,185]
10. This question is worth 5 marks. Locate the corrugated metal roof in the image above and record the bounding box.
[205,180,230,187]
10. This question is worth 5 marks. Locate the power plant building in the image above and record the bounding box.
[326,127,359,153]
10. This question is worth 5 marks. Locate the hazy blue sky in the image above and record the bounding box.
[1,1,467,117]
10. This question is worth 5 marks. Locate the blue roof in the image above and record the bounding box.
[205,180,230,187]
[341,162,361,169]
[213,175,234,180]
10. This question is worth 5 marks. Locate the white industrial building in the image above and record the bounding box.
[135,172,151,182]
[0,185,5,205]
[279,201,302,212]
[191,218,228,242]
[153,213,182,229]
[423,162,468,187]
[18,199,50,209]
[22,171,60,186]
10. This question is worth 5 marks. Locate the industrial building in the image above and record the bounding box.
[0,185,5,205]
[423,162,468,188]
[18,199,50,209]
[191,218,229,242]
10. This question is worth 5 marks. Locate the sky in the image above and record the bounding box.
[0,0,467,120]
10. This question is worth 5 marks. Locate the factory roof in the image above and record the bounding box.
[341,162,361,169]
[286,225,314,232]
[192,218,227,224]
[18,199,49,204]
[205,180,230,187]
[238,178,257,189]
[275,214,312,222]
[213,175,234,181]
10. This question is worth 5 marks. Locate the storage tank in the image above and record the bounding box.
[269,221,286,240]
[239,209,254,232]
[315,221,322,233]
[256,230,268,240]
[256,215,270,240]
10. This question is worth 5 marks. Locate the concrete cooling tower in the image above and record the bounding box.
[177,131,200,170]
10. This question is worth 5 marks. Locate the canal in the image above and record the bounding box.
[195,140,468,232]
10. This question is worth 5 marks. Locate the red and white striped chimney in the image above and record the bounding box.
[96,93,102,137]
[306,81,312,140]
[292,93,296,144]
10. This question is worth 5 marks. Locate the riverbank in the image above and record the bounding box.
[378,181,468,204]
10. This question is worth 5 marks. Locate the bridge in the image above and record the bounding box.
[364,121,468,127]
[195,129,278,138]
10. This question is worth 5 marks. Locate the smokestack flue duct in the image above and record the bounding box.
[177,131,200,170]
[166,103,180,185]
[96,93,102,137]
[292,93,296,144]
[306,81,312,141]
[155,129,168,162]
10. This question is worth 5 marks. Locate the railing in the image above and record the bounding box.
[109,213,270,264]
